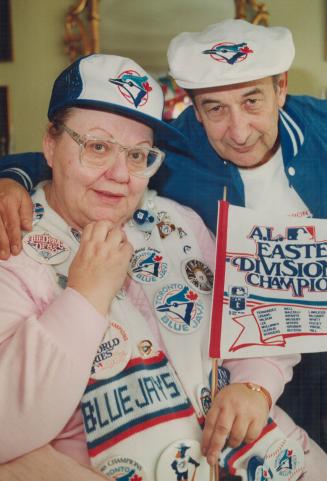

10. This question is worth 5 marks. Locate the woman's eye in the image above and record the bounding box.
[94,143,106,152]
[88,141,109,155]
[129,150,146,162]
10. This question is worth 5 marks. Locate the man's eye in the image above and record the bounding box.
[246,98,260,107]
[209,105,222,113]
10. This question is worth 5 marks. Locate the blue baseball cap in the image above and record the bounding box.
[48,54,185,148]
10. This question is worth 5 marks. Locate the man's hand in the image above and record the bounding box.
[0,179,33,259]
[201,383,270,465]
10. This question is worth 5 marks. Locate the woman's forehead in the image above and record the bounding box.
[69,108,154,140]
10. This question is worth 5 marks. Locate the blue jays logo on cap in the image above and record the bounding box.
[109,69,153,108]
[203,42,253,64]
[154,283,204,334]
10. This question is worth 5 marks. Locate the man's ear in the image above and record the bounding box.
[276,72,288,108]
[42,129,56,168]
[193,101,203,124]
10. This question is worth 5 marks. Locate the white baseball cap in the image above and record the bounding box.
[168,19,295,89]
[48,54,184,147]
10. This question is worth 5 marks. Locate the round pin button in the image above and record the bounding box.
[70,227,81,243]
[156,439,208,481]
[90,321,132,379]
[100,455,148,481]
[129,247,168,284]
[182,258,214,294]
[264,437,305,481]
[23,229,70,265]
[197,385,212,416]
[154,283,205,334]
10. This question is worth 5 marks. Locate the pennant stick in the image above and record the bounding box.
[209,187,228,481]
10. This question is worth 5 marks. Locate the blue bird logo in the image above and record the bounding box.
[109,70,152,107]
[203,42,253,64]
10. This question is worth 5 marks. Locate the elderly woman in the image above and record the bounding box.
[0,54,325,481]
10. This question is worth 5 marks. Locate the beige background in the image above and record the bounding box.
[0,0,327,153]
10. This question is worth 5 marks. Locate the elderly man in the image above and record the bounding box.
[0,18,327,462]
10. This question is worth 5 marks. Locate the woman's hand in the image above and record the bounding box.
[0,179,33,259]
[201,383,270,465]
[68,220,133,316]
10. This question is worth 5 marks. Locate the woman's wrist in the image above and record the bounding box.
[243,382,272,410]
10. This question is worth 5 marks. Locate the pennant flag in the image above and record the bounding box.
[210,201,327,359]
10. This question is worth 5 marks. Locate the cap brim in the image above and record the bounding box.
[48,99,186,150]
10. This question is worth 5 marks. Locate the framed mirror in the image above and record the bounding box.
[63,0,268,119]
[64,0,269,70]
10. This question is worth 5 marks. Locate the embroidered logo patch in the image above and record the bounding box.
[109,70,152,107]
[154,283,205,334]
[202,42,253,64]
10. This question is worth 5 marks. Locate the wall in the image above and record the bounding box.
[0,0,326,153]
[0,0,70,153]
[265,0,327,97]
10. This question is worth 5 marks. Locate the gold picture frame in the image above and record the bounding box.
[64,0,269,62]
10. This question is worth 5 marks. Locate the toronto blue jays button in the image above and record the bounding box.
[263,437,305,481]
[23,229,70,265]
[182,258,214,294]
[100,455,148,480]
[32,202,44,225]
[154,283,205,334]
[156,439,207,481]
[90,321,132,379]
[129,247,168,284]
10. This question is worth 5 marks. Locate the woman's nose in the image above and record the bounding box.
[103,150,130,182]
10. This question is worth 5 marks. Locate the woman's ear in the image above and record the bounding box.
[42,128,56,168]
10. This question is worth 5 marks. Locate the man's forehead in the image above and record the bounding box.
[193,76,274,102]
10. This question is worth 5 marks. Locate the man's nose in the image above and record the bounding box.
[227,110,251,145]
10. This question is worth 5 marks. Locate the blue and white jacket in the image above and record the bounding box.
[1,95,327,233]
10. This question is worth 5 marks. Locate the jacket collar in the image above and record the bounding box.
[279,97,305,163]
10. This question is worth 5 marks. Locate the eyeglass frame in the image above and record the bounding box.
[59,123,165,178]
